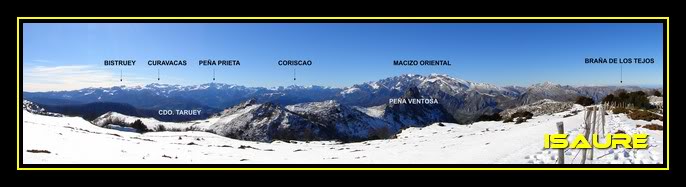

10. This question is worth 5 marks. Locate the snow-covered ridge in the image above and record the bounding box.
[22,100,62,117]
[92,111,217,132]
[204,89,453,142]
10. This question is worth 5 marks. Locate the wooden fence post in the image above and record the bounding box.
[581,107,593,164]
[556,121,565,164]
[589,107,597,161]
[601,104,606,136]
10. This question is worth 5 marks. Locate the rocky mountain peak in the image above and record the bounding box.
[402,86,422,99]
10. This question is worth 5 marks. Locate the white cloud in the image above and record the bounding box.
[23,65,147,92]
[31,59,55,63]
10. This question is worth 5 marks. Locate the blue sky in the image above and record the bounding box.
[22,23,664,91]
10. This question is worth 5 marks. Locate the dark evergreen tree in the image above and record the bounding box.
[575,96,595,106]
[602,94,615,104]
[131,119,147,133]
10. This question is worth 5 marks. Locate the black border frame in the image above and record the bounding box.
[17,17,669,170]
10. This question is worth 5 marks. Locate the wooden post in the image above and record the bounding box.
[589,107,597,161]
[601,105,606,136]
[556,122,565,164]
[581,107,593,164]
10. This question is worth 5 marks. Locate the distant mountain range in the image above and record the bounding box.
[23,74,661,123]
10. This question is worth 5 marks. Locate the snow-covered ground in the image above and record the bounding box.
[22,105,664,164]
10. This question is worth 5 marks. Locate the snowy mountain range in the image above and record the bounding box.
[23,74,659,123]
